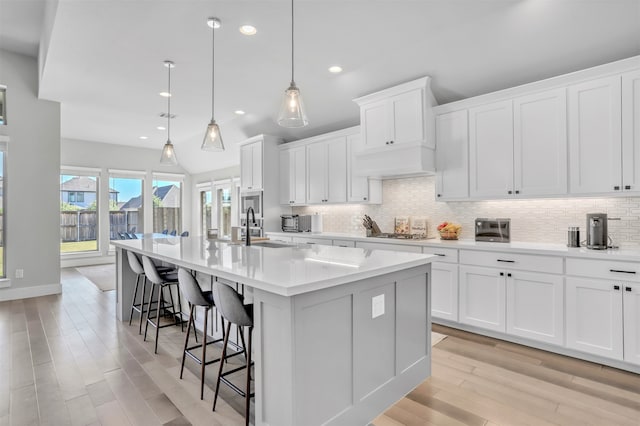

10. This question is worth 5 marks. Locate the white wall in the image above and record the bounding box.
[61,138,191,266]
[0,49,61,300]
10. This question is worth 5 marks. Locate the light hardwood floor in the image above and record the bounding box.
[2,268,639,426]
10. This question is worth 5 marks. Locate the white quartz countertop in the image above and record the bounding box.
[266,231,640,262]
[112,235,434,297]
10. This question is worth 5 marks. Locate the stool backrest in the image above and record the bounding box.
[177,268,211,307]
[212,282,253,327]
[127,251,144,275]
[142,255,164,284]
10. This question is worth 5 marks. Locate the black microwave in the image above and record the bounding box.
[475,218,510,242]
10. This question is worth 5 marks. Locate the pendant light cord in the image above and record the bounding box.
[290,0,294,84]
[211,21,215,119]
[167,63,171,140]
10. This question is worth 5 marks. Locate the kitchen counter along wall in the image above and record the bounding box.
[293,175,640,248]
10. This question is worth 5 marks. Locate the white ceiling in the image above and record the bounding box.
[1,0,640,174]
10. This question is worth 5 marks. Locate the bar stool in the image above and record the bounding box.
[178,268,229,400]
[126,251,175,334]
[211,282,254,426]
[142,255,184,354]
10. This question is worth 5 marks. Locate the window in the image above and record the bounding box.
[218,187,232,238]
[199,186,212,236]
[109,173,144,240]
[60,171,99,253]
[0,141,6,278]
[152,174,182,234]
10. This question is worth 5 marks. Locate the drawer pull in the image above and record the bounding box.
[507,273,512,277]
[434,253,446,257]
[500,272,504,276]
[614,285,621,290]
[626,287,633,292]
[497,259,515,263]
[609,269,636,274]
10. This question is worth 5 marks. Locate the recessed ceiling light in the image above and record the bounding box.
[159,92,171,97]
[328,65,343,73]
[139,136,148,140]
[207,18,221,29]
[239,25,257,35]
[157,126,166,130]
[235,110,246,115]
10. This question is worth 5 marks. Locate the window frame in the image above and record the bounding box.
[152,172,184,234]
[108,169,146,245]
[0,138,7,282]
[60,166,101,256]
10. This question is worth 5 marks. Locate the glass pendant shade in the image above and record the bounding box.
[277,81,308,128]
[201,119,225,151]
[160,140,178,165]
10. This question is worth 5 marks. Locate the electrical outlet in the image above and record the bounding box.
[15,269,24,279]
[372,294,385,319]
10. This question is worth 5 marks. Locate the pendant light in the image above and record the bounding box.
[201,17,225,151]
[277,0,308,128]
[160,60,178,165]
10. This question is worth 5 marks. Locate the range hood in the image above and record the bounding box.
[352,76,437,178]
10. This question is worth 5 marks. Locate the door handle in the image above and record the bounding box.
[626,287,633,292]
[614,285,620,290]
[497,259,515,263]
[609,269,636,274]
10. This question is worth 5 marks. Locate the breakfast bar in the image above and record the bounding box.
[112,236,434,426]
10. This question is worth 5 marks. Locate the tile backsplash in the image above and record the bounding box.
[293,176,640,248]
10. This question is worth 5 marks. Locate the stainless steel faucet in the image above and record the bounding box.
[245,207,255,246]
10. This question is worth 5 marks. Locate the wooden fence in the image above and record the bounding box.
[60,210,142,242]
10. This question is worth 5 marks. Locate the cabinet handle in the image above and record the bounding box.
[626,287,633,292]
[507,273,512,277]
[500,272,504,276]
[437,194,441,197]
[385,141,390,145]
[609,269,636,274]
[515,190,520,194]
[614,186,620,190]
[390,140,394,144]
[338,245,348,247]
[614,285,620,290]
[306,242,315,245]
[497,259,515,263]
[507,190,512,195]
[625,185,632,190]
[434,253,446,257]
[363,197,367,200]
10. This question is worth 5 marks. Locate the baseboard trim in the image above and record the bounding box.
[0,283,62,301]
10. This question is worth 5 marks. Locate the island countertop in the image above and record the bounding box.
[112,235,434,296]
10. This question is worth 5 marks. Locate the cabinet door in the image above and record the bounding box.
[240,143,255,190]
[252,141,263,190]
[623,284,640,365]
[568,76,622,194]
[435,110,469,200]
[291,147,307,204]
[347,133,370,202]
[279,149,292,205]
[459,265,506,332]
[326,137,347,203]
[431,262,459,322]
[361,100,389,149]
[566,277,623,359]
[514,88,567,196]
[622,70,640,193]
[390,89,424,145]
[306,142,327,203]
[506,271,564,345]
[469,100,514,198]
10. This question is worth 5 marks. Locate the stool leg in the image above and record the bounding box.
[189,303,198,343]
[139,275,147,335]
[238,325,248,361]
[154,284,163,354]
[129,273,140,326]
[143,282,155,342]
[245,326,253,426]
[213,321,232,412]
[201,307,209,400]
[180,304,195,380]
[177,285,184,332]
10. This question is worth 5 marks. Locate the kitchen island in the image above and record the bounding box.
[112,236,434,426]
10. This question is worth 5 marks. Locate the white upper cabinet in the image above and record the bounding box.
[469,100,514,198]
[622,69,640,193]
[347,132,382,203]
[514,88,568,196]
[435,109,469,200]
[306,137,347,204]
[569,76,622,194]
[240,140,263,191]
[279,146,306,205]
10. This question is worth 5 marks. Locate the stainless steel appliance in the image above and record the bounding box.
[240,190,262,218]
[567,226,580,247]
[475,218,510,242]
[586,213,608,249]
[281,214,312,232]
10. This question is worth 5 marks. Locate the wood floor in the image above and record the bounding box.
[2,268,639,426]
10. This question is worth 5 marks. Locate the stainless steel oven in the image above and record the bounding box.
[475,218,510,242]
[240,190,262,218]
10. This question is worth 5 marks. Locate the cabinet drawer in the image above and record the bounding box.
[566,258,640,282]
[292,237,332,246]
[460,250,563,274]
[332,239,356,248]
[355,241,423,253]
[422,247,458,264]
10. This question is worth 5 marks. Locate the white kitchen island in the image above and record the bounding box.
[112,236,434,426]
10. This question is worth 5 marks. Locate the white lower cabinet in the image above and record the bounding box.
[566,277,624,360]
[291,236,332,246]
[431,262,459,322]
[459,265,506,332]
[624,284,640,365]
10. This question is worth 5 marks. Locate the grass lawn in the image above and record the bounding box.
[60,240,98,253]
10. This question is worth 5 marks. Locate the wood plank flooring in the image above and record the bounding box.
[2,268,639,425]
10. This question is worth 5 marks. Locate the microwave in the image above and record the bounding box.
[475,218,510,243]
[281,215,312,232]
[241,190,262,218]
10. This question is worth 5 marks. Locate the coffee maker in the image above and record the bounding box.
[586,213,608,250]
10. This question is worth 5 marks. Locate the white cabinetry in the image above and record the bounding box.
[240,140,263,191]
[354,241,422,253]
[568,76,622,194]
[431,263,459,322]
[279,146,306,205]
[435,109,469,200]
[622,69,640,193]
[624,284,640,365]
[347,132,382,203]
[306,137,347,204]
[459,265,506,332]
